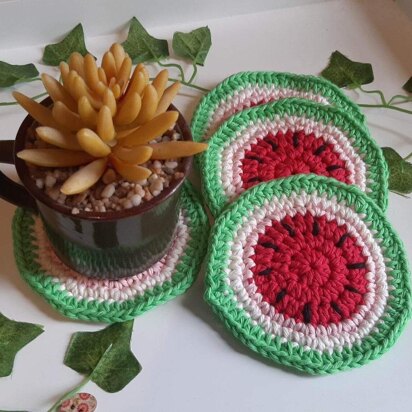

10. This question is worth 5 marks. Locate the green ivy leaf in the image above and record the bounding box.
[43,23,89,66]
[0,61,38,88]
[0,312,44,377]
[122,17,169,64]
[321,51,374,88]
[382,147,412,194]
[403,77,412,93]
[64,321,141,393]
[172,26,211,66]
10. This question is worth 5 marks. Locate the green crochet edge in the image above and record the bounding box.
[204,175,411,375]
[200,99,388,217]
[191,71,365,143]
[13,182,209,323]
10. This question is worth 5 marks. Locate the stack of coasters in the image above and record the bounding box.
[13,182,209,323]
[205,176,411,374]
[196,72,411,374]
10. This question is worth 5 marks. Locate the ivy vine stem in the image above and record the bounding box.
[356,85,412,114]
[388,94,412,105]
[47,375,91,412]
[169,77,209,93]
[357,103,412,115]
[358,85,387,105]
[150,76,209,93]
[188,64,198,85]
[0,91,48,106]
[157,61,186,82]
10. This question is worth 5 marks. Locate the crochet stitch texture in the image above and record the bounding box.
[205,175,411,374]
[13,182,209,323]
[200,99,388,216]
[191,71,366,142]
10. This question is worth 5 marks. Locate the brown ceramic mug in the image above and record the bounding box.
[0,98,192,279]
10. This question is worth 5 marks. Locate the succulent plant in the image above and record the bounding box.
[14,43,207,195]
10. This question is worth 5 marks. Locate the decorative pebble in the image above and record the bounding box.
[71,207,80,215]
[101,183,116,199]
[131,194,142,207]
[47,188,60,201]
[123,199,133,209]
[45,174,56,188]
[35,178,44,189]
[149,178,163,195]
[165,161,178,169]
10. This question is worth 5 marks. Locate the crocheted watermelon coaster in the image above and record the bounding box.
[200,99,388,217]
[13,183,209,323]
[205,175,411,375]
[191,71,365,142]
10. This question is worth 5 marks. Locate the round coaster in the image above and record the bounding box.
[200,99,388,217]
[13,182,209,323]
[205,175,411,375]
[191,71,365,142]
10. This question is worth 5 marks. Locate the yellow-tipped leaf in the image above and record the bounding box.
[115,92,141,126]
[120,111,179,146]
[36,127,82,151]
[61,158,108,195]
[155,81,181,115]
[97,106,116,142]
[149,141,208,159]
[52,101,85,131]
[78,96,98,127]
[113,145,153,164]
[132,84,158,126]
[17,149,93,167]
[13,92,60,129]
[111,155,152,181]
[41,73,77,112]
[151,69,169,100]
[77,128,112,157]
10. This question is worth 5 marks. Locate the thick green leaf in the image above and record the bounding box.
[43,24,89,66]
[64,321,141,393]
[403,77,412,93]
[122,17,169,64]
[382,147,412,194]
[321,51,374,88]
[0,61,38,88]
[0,312,44,377]
[172,26,211,66]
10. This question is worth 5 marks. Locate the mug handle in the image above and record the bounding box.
[0,140,38,211]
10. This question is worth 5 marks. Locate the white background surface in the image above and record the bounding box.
[0,0,411,411]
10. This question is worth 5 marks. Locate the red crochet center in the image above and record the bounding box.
[241,130,351,190]
[250,212,368,326]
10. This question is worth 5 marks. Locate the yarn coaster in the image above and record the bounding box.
[191,71,365,142]
[12,182,209,323]
[205,175,411,375]
[200,99,388,217]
